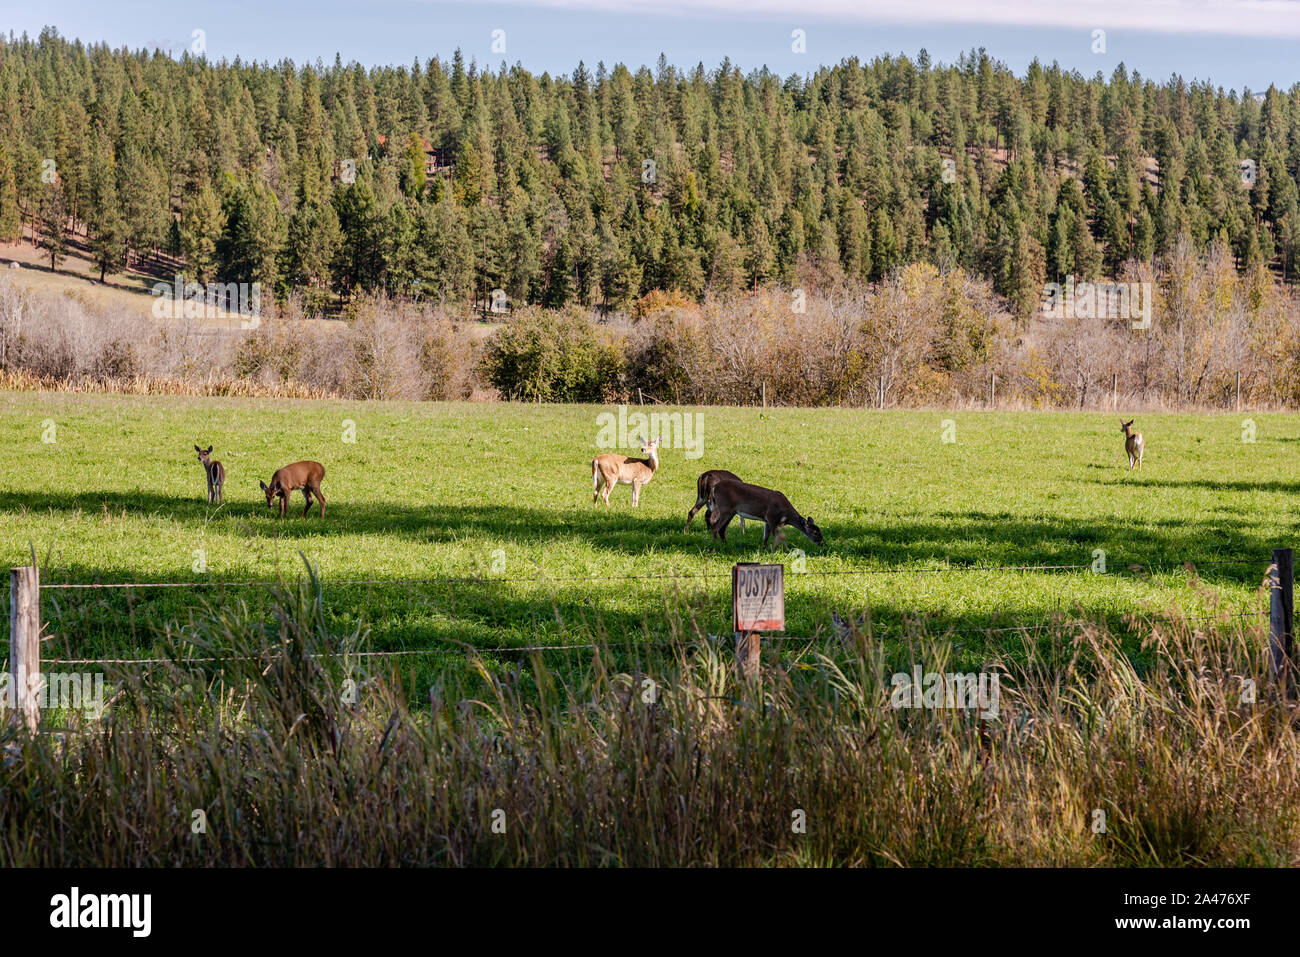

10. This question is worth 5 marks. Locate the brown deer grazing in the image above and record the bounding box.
[685,469,743,532]
[260,461,327,518]
[591,436,660,507]
[1120,419,1144,470]
[195,445,225,504]
[706,478,823,549]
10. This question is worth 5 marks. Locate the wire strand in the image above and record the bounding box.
[40,611,1267,665]
[28,554,1269,591]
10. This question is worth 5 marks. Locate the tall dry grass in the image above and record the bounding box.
[2,570,1295,866]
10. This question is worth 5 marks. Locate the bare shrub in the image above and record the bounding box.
[340,295,481,401]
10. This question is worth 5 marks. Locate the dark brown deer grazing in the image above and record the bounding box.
[260,461,326,518]
[1120,419,1144,470]
[685,469,743,532]
[195,445,225,504]
[706,478,823,549]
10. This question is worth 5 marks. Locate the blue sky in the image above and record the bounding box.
[16,0,1300,91]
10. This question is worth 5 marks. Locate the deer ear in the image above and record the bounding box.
[259,481,268,491]
[206,446,213,454]
[195,445,202,452]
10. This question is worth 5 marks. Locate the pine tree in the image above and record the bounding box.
[37,184,68,271]
[88,155,127,281]
[182,186,224,284]
[0,147,21,243]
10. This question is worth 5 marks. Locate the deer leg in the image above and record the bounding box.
[301,488,313,517]
[314,484,326,518]
[632,480,641,507]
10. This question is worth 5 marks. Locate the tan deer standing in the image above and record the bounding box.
[1121,419,1144,470]
[706,478,824,549]
[592,436,660,507]
[195,445,225,504]
[260,461,327,518]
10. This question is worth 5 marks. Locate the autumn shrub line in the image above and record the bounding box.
[7,242,1300,408]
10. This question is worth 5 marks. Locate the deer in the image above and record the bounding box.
[195,445,225,504]
[1120,419,1144,470]
[260,461,327,518]
[592,436,660,507]
[706,478,824,549]
[685,469,745,533]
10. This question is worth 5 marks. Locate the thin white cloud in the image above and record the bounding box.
[463,0,1300,38]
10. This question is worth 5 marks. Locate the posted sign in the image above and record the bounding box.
[732,563,785,633]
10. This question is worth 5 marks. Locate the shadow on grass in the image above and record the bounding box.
[0,488,1281,572]
[6,488,1274,673]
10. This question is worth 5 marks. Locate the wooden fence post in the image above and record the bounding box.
[735,631,761,684]
[9,566,40,733]
[988,372,996,407]
[1269,548,1293,690]
[1236,371,1241,412]
[1111,372,1118,409]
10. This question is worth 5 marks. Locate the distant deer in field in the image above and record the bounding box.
[592,436,661,507]
[685,469,744,532]
[1120,419,1144,470]
[195,445,224,504]
[706,478,823,549]
[260,461,327,517]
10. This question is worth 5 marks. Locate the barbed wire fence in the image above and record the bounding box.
[2,552,1280,667]
[6,548,1294,731]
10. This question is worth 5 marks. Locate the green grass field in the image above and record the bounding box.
[0,391,1293,681]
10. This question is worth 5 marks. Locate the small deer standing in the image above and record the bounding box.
[1121,419,1144,470]
[261,461,327,518]
[592,436,660,507]
[195,445,225,504]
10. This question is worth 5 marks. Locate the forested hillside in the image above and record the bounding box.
[3,27,1299,317]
